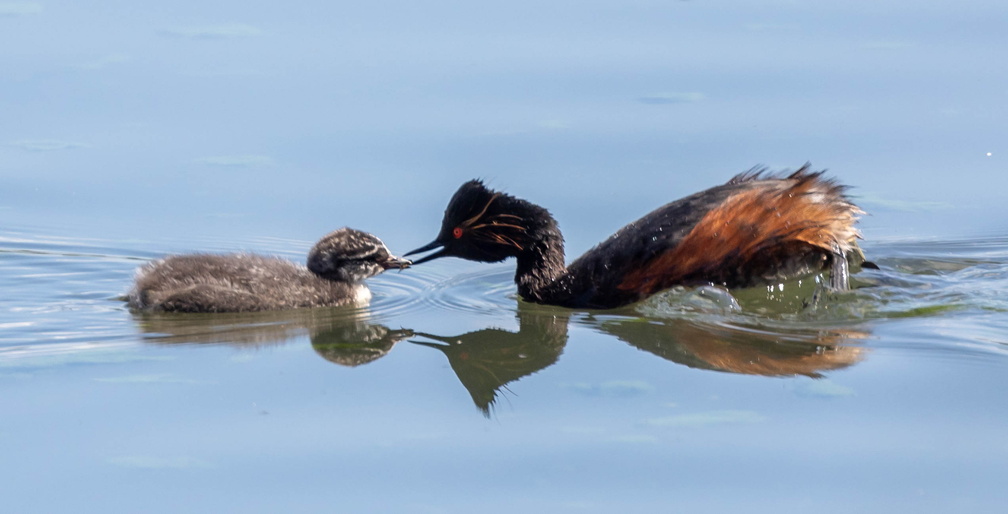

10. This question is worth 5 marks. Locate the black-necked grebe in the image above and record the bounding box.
[129,228,410,313]
[406,165,870,309]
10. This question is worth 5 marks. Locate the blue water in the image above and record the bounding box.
[3,1,1008,512]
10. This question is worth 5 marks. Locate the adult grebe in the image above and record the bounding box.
[129,228,410,313]
[406,165,870,309]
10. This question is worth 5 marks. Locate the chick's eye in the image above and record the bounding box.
[452,227,464,239]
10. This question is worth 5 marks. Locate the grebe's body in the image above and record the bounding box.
[129,228,409,313]
[408,166,867,309]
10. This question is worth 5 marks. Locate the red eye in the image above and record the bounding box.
[452,227,464,239]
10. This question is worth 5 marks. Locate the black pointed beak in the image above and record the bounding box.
[405,240,448,265]
[381,255,412,270]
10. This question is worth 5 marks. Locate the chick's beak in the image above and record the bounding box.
[381,255,413,270]
[405,240,447,265]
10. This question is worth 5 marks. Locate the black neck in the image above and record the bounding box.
[512,209,568,303]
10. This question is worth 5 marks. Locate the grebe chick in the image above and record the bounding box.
[406,165,869,309]
[129,228,410,313]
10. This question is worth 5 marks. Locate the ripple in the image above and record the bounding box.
[0,230,149,262]
[423,268,515,314]
[371,236,1008,333]
[367,265,515,317]
[364,267,442,317]
[4,226,1008,363]
[0,228,519,352]
[0,340,142,368]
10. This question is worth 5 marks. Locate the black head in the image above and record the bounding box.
[308,228,411,283]
[407,180,543,265]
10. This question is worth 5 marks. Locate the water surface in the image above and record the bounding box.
[2,229,1007,512]
[2,1,1007,512]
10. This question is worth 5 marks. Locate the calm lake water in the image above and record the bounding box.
[3,1,1007,512]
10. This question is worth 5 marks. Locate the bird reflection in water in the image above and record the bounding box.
[131,308,412,367]
[600,318,865,378]
[132,300,868,416]
[411,305,569,416]
[410,302,867,416]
